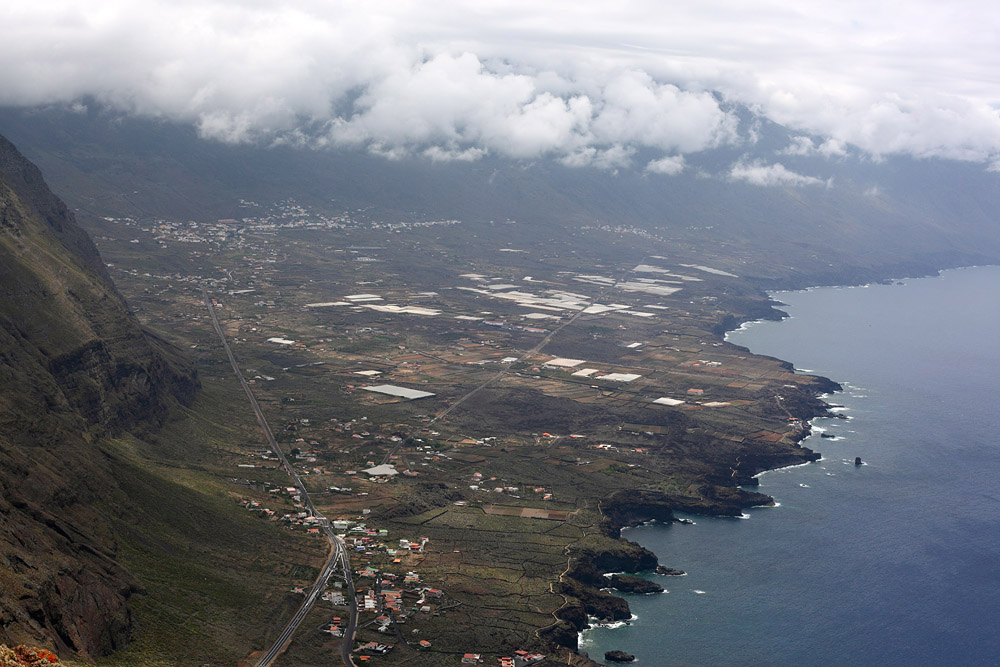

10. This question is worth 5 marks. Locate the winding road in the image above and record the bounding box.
[203,290,358,667]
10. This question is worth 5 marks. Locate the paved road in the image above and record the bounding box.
[202,291,358,667]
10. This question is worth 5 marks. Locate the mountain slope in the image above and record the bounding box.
[0,134,197,656]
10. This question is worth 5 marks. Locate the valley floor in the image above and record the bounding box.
[76,213,842,666]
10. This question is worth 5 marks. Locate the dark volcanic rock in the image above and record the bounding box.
[656,566,686,576]
[557,578,631,623]
[547,537,662,648]
[607,575,663,594]
[603,482,780,522]
[663,484,776,517]
[605,650,636,662]
[601,489,676,537]
[538,620,581,650]
[567,540,658,585]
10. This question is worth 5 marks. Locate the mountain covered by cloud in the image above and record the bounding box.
[4,0,1000,171]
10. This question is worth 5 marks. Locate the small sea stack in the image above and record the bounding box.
[854,457,864,466]
[656,565,686,576]
[605,649,636,663]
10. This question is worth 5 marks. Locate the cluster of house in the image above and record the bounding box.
[466,473,553,501]
[126,200,450,252]
[321,614,345,636]
[238,498,276,519]
[482,320,550,335]
[283,509,325,532]
[532,487,554,501]
[235,419,557,664]
[239,495,345,539]
[463,653,544,665]
[331,520,430,559]
[248,484,554,665]
[594,442,651,455]
[357,641,392,656]
[499,652,547,667]
[319,415,374,435]
[469,471,518,494]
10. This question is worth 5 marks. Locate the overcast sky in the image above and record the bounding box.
[4,0,1000,173]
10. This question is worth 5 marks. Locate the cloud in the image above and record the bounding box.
[317,54,736,164]
[729,159,829,187]
[2,1,1000,165]
[422,145,488,162]
[646,155,687,175]
[761,90,1000,162]
[588,71,738,153]
[559,144,635,170]
[322,52,596,160]
[779,136,847,158]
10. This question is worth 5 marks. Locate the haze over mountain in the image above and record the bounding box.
[2,102,999,290]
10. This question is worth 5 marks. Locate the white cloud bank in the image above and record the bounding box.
[3,0,1000,168]
[730,160,830,187]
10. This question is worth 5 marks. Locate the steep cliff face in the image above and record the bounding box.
[0,134,196,656]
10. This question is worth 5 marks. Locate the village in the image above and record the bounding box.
[236,449,552,665]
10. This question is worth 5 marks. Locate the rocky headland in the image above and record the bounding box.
[606,575,663,594]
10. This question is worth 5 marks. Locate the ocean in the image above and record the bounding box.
[582,265,1000,666]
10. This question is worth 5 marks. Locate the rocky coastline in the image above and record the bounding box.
[541,476,804,649]
[547,360,843,656]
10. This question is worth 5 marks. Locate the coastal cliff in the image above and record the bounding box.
[541,537,658,649]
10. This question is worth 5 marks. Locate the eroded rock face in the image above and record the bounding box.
[542,537,662,649]
[0,134,197,433]
[0,134,196,656]
[574,540,659,576]
[0,469,136,656]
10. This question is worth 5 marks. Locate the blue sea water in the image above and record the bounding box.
[583,266,1000,666]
